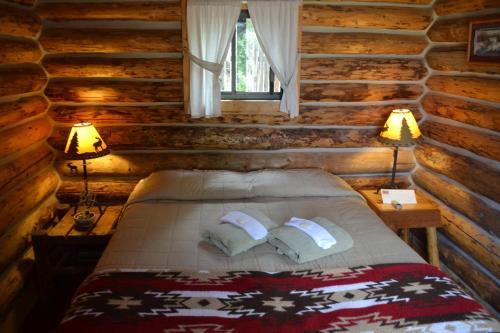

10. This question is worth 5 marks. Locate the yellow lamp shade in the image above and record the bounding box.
[379,109,421,146]
[64,122,110,160]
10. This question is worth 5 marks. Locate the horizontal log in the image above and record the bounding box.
[300,83,422,102]
[0,65,47,97]
[49,103,421,126]
[45,80,183,103]
[0,116,52,160]
[427,75,500,103]
[302,5,432,30]
[49,126,384,150]
[0,95,48,130]
[427,17,468,43]
[434,0,500,16]
[414,143,500,203]
[49,103,185,124]
[314,0,432,3]
[301,32,427,55]
[0,168,58,237]
[0,144,54,194]
[40,28,182,53]
[426,47,500,75]
[42,57,183,79]
[37,1,181,21]
[421,121,500,161]
[56,174,412,203]
[301,58,427,81]
[0,3,40,38]
[0,38,41,64]
[55,150,415,178]
[315,0,432,3]
[0,249,34,316]
[438,233,499,311]
[224,103,420,127]
[413,167,499,237]
[421,94,500,131]
[5,0,35,5]
[424,192,500,277]
[57,178,137,203]
[427,14,500,42]
[423,183,500,276]
[0,196,57,273]
[342,175,411,190]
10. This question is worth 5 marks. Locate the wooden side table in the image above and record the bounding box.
[32,205,122,294]
[359,189,442,267]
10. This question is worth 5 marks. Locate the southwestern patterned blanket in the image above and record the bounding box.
[56,263,499,333]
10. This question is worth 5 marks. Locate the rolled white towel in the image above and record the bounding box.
[285,217,337,249]
[220,211,268,240]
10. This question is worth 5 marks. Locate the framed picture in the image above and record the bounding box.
[468,18,500,63]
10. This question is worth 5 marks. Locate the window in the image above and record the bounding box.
[220,10,282,100]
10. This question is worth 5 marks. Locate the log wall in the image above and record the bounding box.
[38,0,500,311]
[414,0,500,312]
[0,0,498,325]
[0,1,434,327]
[40,0,436,203]
[0,1,58,331]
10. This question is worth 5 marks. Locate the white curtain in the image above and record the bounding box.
[187,0,241,118]
[248,0,301,118]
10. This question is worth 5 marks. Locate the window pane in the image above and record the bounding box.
[219,13,282,96]
[220,43,232,92]
[242,18,270,92]
[273,78,281,93]
[236,20,247,92]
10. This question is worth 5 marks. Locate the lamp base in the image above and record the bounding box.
[72,159,104,215]
[73,211,96,231]
[73,188,104,216]
[376,145,400,194]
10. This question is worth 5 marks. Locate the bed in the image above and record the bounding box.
[56,169,500,332]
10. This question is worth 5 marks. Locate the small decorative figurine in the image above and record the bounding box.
[73,191,97,230]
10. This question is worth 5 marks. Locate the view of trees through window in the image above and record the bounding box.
[220,13,281,98]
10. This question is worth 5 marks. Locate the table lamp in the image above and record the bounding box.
[378,109,421,190]
[64,122,110,212]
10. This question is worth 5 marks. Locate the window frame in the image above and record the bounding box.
[221,10,282,101]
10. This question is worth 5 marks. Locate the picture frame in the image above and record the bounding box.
[468,18,500,63]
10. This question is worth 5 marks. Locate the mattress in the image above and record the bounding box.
[62,170,500,333]
[96,169,424,272]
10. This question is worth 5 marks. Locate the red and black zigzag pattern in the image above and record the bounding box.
[56,263,500,333]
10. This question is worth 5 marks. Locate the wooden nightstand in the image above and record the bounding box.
[32,205,122,293]
[359,189,442,267]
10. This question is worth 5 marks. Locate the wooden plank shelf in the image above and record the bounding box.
[46,206,121,239]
